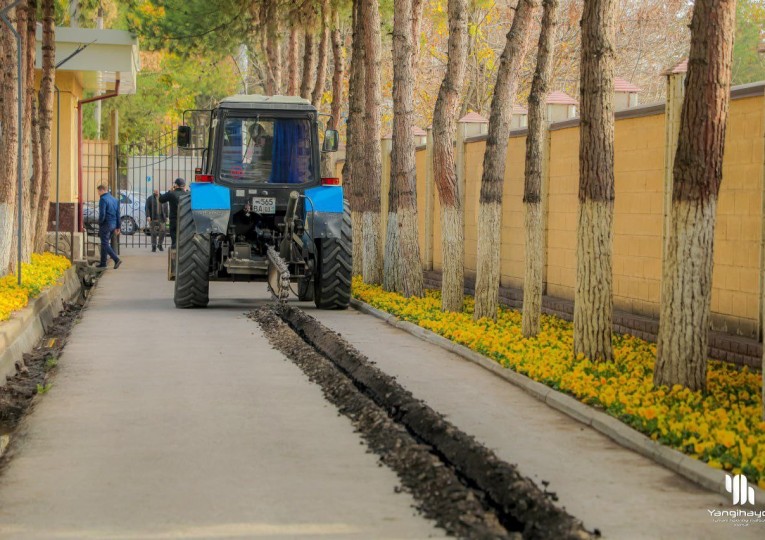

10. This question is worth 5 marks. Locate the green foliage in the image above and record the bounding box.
[36,382,52,394]
[732,0,765,85]
[88,52,239,145]
[44,356,58,371]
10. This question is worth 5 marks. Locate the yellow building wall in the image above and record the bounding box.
[51,71,83,204]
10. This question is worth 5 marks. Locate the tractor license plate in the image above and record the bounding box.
[252,197,276,214]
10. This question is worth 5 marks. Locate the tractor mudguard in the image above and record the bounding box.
[304,185,345,241]
[190,183,231,235]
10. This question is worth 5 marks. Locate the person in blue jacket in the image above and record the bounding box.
[96,185,122,269]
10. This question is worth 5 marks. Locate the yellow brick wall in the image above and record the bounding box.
[710,96,764,336]
[545,125,579,300]
[500,136,527,289]
[353,93,765,337]
[611,113,665,318]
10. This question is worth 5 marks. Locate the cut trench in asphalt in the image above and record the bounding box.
[250,304,597,540]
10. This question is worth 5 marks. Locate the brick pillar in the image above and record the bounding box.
[424,127,435,271]
[380,136,393,251]
[541,128,552,293]
[662,67,685,266]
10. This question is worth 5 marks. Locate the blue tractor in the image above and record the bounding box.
[170,95,351,309]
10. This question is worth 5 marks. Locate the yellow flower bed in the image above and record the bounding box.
[352,277,765,488]
[0,253,72,321]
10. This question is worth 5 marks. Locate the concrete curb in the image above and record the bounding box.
[0,267,80,382]
[351,298,765,504]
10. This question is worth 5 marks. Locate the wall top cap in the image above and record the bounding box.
[614,77,641,93]
[662,58,688,76]
[459,112,488,123]
[545,91,578,105]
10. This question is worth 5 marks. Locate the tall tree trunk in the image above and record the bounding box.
[300,28,316,100]
[34,0,56,253]
[383,143,400,292]
[573,0,616,362]
[383,0,423,296]
[360,0,383,284]
[29,97,41,251]
[312,0,330,108]
[0,1,20,272]
[522,0,558,337]
[344,0,365,276]
[473,0,536,321]
[393,0,423,297]
[654,0,736,391]
[266,22,283,95]
[287,27,300,95]
[16,0,34,263]
[21,0,37,259]
[321,6,345,179]
[329,8,344,130]
[431,0,468,312]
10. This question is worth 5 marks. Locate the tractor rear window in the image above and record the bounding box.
[219,117,313,184]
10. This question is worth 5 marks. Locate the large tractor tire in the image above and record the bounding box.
[314,200,352,310]
[174,193,210,308]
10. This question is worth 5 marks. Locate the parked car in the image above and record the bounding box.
[83,190,148,236]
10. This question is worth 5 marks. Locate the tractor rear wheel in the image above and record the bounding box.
[174,193,210,308]
[314,200,352,310]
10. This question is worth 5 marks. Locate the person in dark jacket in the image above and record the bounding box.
[159,178,187,248]
[96,185,122,269]
[145,189,169,252]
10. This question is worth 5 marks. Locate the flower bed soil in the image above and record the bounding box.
[0,301,84,465]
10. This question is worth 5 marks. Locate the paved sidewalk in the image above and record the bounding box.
[0,249,441,539]
[309,307,765,540]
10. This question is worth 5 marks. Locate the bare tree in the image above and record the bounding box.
[654,0,737,390]
[573,0,617,362]
[473,0,537,320]
[522,0,558,336]
[431,0,468,311]
[287,27,300,95]
[34,0,56,252]
[312,0,330,107]
[344,0,366,276]
[0,0,20,272]
[360,0,383,284]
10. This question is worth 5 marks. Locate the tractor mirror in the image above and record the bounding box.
[322,129,339,153]
[177,125,192,148]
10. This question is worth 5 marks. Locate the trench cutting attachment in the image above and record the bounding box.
[266,246,291,301]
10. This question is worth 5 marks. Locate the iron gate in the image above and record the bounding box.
[82,128,203,256]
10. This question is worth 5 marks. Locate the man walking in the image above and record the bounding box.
[97,185,122,269]
[145,189,168,252]
[160,178,187,248]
